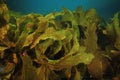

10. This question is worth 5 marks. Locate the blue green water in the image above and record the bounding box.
[6,0,120,20]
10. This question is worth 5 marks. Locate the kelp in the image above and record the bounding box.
[0,3,8,14]
[21,55,38,80]
[0,3,120,80]
[112,13,120,50]
[73,6,85,25]
[83,9,99,52]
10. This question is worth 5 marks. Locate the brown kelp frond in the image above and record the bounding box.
[0,3,120,80]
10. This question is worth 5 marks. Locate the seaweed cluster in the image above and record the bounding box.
[0,2,120,80]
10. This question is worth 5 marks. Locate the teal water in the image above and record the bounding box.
[6,0,120,20]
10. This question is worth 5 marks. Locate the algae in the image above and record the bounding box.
[0,2,120,80]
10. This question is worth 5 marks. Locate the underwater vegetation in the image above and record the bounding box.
[0,2,120,80]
